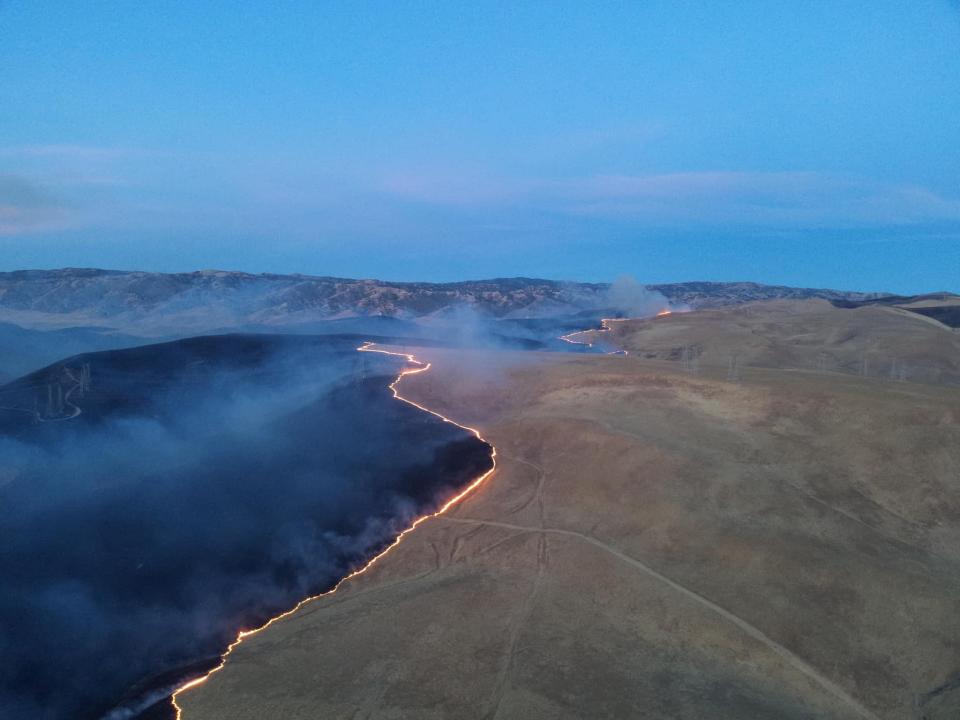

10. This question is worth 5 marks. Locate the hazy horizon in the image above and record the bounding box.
[0,264,948,297]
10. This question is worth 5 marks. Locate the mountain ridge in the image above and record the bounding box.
[0,267,886,324]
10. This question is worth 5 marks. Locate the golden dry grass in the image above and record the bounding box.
[179,304,960,719]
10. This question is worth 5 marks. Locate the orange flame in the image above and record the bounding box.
[656,309,672,317]
[170,343,496,717]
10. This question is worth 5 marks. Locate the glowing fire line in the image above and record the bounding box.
[170,342,497,717]
[559,318,630,355]
[559,311,671,354]
[559,318,611,348]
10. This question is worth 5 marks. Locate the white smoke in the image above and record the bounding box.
[99,685,180,720]
[604,275,673,317]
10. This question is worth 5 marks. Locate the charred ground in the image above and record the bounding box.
[0,333,492,720]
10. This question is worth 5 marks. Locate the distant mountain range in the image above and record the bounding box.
[0,268,885,333]
[3,268,954,384]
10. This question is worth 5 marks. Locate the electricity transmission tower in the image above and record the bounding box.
[680,346,699,374]
[816,351,828,375]
[727,354,741,383]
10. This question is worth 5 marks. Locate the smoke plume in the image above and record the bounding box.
[604,275,674,317]
[0,335,490,720]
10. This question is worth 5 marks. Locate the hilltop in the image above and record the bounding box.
[0,268,883,335]
[177,334,960,720]
[591,298,960,385]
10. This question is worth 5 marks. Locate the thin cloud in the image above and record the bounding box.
[379,169,960,228]
[0,174,69,236]
[379,171,532,207]
[0,145,147,160]
[560,172,960,226]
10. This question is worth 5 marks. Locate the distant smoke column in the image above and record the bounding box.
[605,275,673,317]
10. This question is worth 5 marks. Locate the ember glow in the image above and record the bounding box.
[170,342,497,718]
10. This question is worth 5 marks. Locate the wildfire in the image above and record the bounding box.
[559,318,629,355]
[656,309,672,317]
[558,330,593,347]
[170,343,497,718]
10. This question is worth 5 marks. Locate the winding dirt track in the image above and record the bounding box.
[439,515,880,720]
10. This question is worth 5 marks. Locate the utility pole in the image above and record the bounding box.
[727,354,740,383]
[816,351,828,375]
[680,346,700,374]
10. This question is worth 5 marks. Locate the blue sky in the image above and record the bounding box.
[1,1,959,292]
